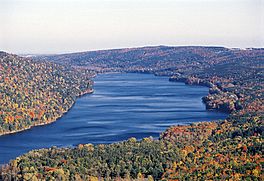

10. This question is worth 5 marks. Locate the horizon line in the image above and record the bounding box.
[2,44,264,56]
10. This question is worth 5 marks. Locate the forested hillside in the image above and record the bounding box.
[0,51,93,135]
[1,47,263,180]
[35,46,263,76]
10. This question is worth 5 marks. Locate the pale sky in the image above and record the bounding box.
[0,0,263,54]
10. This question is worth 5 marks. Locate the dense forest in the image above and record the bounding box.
[0,51,94,135]
[1,46,263,180]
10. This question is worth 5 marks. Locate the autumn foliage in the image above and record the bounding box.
[0,47,263,180]
[0,52,94,135]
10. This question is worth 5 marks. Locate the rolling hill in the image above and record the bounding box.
[0,51,93,135]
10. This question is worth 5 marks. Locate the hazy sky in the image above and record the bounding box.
[0,0,263,54]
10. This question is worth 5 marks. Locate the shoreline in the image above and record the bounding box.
[0,88,94,137]
[0,72,230,138]
[168,76,235,114]
[0,73,228,166]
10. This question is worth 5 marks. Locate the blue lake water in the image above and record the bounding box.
[0,73,227,164]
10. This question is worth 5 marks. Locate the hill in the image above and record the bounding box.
[35,46,263,75]
[0,51,93,135]
[1,46,263,180]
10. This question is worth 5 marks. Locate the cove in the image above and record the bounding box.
[0,73,227,164]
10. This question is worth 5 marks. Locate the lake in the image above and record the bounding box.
[0,73,227,164]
